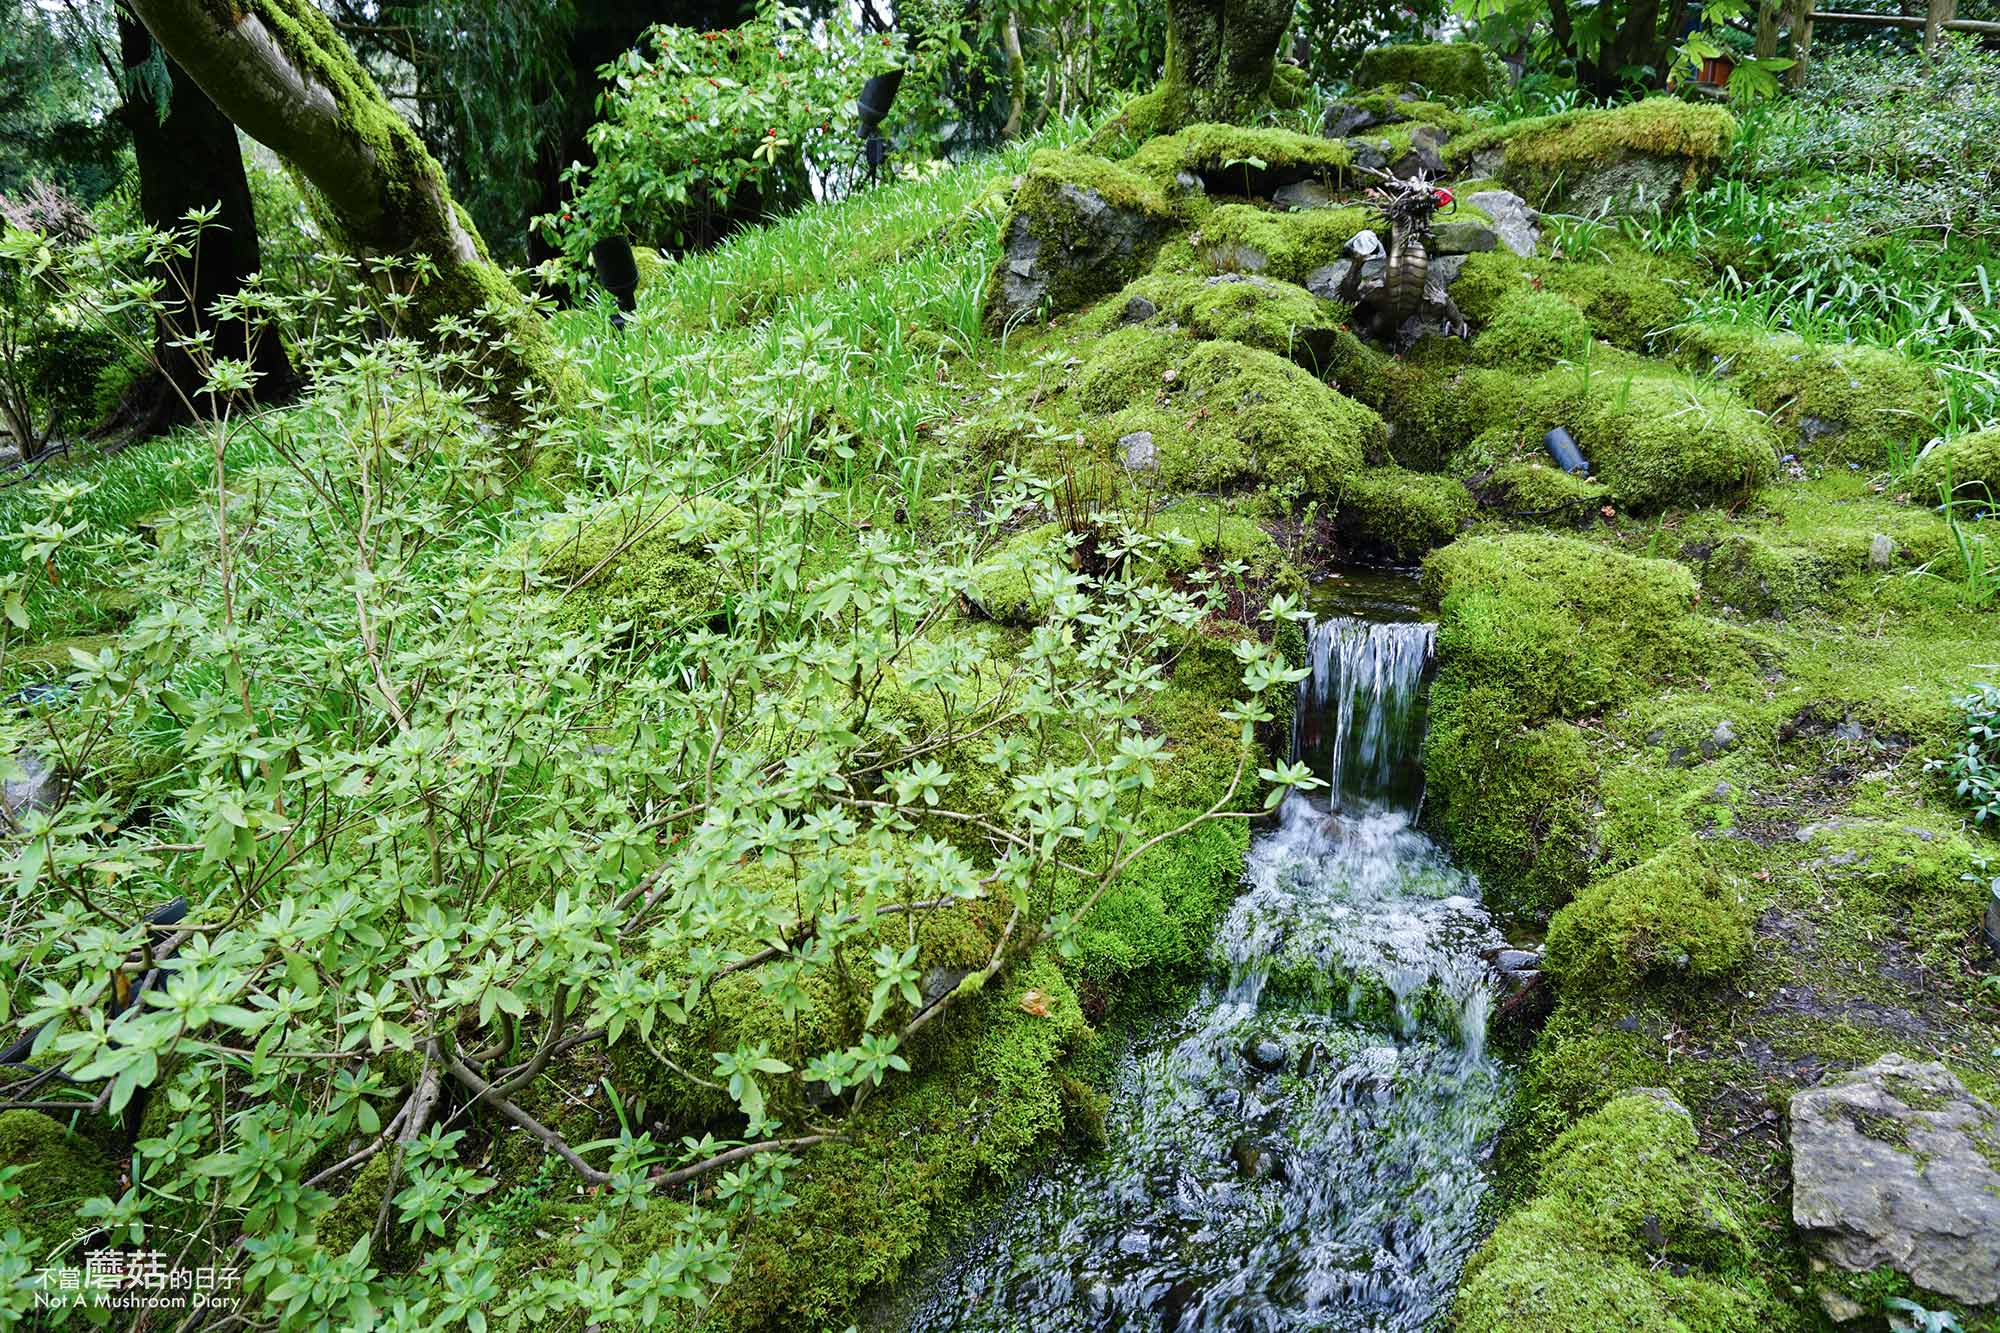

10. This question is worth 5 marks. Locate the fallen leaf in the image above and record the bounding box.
[1018,988,1052,1017]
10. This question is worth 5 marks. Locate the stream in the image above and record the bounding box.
[908,578,1513,1331]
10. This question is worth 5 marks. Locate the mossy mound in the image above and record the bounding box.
[1446,99,1735,215]
[1082,273,1345,370]
[1162,202,1373,286]
[1073,323,1194,413]
[537,494,747,636]
[966,522,1068,625]
[1672,323,1941,465]
[1421,533,1730,914]
[1908,428,2000,506]
[1684,496,1953,618]
[1130,124,1351,196]
[1543,841,1754,993]
[1337,466,1475,560]
[1472,288,1592,369]
[1164,340,1384,495]
[1456,1091,1774,1332]
[1353,42,1509,100]
[1139,499,1291,583]
[0,1109,115,1256]
[1423,531,1714,722]
[1480,459,1609,515]
[1452,242,1693,351]
[1555,367,1777,511]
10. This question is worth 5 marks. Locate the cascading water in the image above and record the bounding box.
[908,590,1512,1332]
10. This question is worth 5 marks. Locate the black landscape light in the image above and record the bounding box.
[1543,426,1590,476]
[591,236,641,331]
[857,67,904,184]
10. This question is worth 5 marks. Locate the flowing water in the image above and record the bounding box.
[908,589,1512,1332]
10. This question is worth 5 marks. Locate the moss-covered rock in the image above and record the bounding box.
[1446,99,1735,216]
[1480,459,1609,515]
[987,149,1177,326]
[1083,273,1347,371]
[1909,428,2000,506]
[1540,242,1696,349]
[537,493,746,637]
[966,522,1069,625]
[1337,466,1476,560]
[0,1109,115,1256]
[1543,841,1753,993]
[1421,533,1728,914]
[1457,1091,1774,1332]
[1164,340,1384,494]
[1672,323,1941,466]
[1073,323,1194,413]
[1161,202,1374,286]
[1555,366,1777,511]
[1353,42,1509,100]
[1473,288,1592,369]
[1129,123,1351,197]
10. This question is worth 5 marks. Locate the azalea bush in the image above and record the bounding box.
[0,219,1311,1326]
[541,2,899,263]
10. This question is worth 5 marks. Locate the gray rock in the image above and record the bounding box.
[1242,1037,1288,1072]
[1556,153,1701,219]
[1344,230,1386,261]
[1868,533,1896,570]
[1346,138,1391,175]
[918,966,973,1011]
[1118,295,1158,325]
[4,751,53,819]
[1320,99,1397,139]
[1119,430,1158,472]
[1272,179,1340,211]
[1430,219,1499,255]
[1201,240,1269,274]
[992,182,1171,323]
[1305,262,1352,303]
[1389,125,1449,181]
[1465,189,1542,257]
[1429,253,1468,289]
[1790,1053,2000,1305]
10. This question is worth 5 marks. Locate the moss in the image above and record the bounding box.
[1529,362,1779,511]
[1139,499,1289,582]
[1337,466,1475,560]
[1083,85,1176,160]
[1161,339,1383,495]
[1179,276,1346,369]
[1161,202,1374,286]
[0,1109,115,1257]
[1482,460,1609,515]
[1339,88,1477,135]
[1444,249,1531,326]
[1473,289,1592,370]
[1449,97,1735,177]
[1543,841,1753,993]
[1541,243,1695,350]
[1420,532,1728,914]
[1458,1092,1774,1333]
[535,493,746,637]
[1672,324,1942,466]
[1353,42,1509,100]
[1909,429,2000,507]
[988,149,1176,322]
[1129,124,1351,196]
[965,522,1067,626]
[1073,323,1194,413]
[1369,359,1523,471]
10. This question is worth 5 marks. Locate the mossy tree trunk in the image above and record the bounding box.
[124,0,570,420]
[1160,0,1296,124]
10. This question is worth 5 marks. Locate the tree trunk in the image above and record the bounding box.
[1160,0,1296,125]
[112,7,297,437]
[125,0,570,420]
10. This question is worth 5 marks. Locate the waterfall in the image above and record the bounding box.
[1292,617,1435,817]
[910,603,1510,1333]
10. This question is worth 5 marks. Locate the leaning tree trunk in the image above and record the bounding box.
[1160,0,1296,125]
[124,0,570,420]
[112,8,297,437]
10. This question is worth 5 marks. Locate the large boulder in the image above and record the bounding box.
[1790,1053,2000,1308]
[1445,99,1735,218]
[986,150,1175,326]
[1353,42,1509,101]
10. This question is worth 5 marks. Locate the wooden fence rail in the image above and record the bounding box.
[1788,0,2000,84]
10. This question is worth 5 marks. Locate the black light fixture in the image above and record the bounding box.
[590,236,640,331]
[857,67,904,184]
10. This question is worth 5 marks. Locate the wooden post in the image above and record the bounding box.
[1924,0,1956,53]
[1756,0,1782,57]
[1791,0,1815,85]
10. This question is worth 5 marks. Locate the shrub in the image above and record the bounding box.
[1934,682,2000,825]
